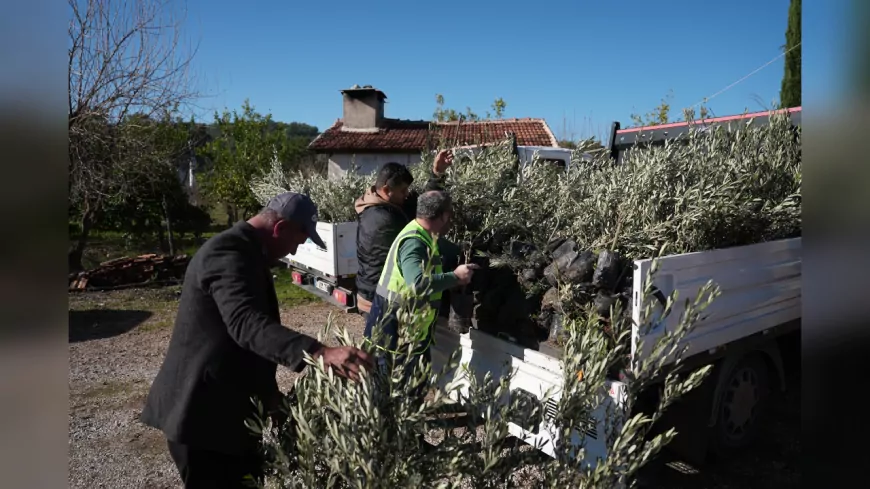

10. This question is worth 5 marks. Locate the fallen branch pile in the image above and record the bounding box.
[68,254,190,291]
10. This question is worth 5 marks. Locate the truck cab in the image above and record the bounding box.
[451,144,575,169]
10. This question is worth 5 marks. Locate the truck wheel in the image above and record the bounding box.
[710,354,770,456]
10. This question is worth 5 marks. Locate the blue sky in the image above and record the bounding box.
[185,0,828,140]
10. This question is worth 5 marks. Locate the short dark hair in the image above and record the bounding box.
[416,190,452,220]
[375,162,414,189]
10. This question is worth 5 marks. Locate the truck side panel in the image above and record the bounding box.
[430,325,626,464]
[631,237,801,365]
[285,221,359,278]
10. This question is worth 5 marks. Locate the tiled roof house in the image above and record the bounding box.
[309,86,559,179]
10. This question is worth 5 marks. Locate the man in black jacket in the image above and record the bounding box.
[354,151,456,316]
[141,192,372,489]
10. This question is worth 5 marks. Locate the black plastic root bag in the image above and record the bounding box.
[592,249,622,290]
[544,249,596,286]
[448,287,474,333]
[469,255,491,291]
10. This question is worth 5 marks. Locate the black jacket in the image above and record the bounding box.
[354,172,445,301]
[141,222,322,454]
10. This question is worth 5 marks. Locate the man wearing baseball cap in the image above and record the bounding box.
[141,192,372,489]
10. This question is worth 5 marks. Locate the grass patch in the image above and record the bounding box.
[80,380,139,400]
[69,266,317,343]
[272,266,318,308]
[208,202,233,228]
[69,286,181,338]
[71,379,151,414]
[70,269,317,340]
[138,318,175,332]
[71,228,222,271]
[69,286,182,312]
[128,427,170,459]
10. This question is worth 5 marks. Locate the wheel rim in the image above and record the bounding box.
[721,366,760,442]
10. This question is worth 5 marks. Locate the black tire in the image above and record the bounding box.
[710,354,770,457]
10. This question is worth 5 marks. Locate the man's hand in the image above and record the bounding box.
[453,263,480,286]
[433,149,454,175]
[311,345,374,382]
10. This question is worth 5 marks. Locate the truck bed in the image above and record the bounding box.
[434,238,801,373]
[430,237,802,461]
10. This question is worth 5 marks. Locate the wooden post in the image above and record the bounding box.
[162,195,176,256]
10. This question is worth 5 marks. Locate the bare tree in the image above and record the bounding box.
[68,0,198,271]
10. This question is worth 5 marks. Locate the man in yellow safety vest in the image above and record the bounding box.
[363,190,478,386]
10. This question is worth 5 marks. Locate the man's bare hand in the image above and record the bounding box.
[433,149,454,175]
[311,345,374,382]
[454,263,480,286]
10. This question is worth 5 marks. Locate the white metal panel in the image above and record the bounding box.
[506,380,627,465]
[327,153,423,180]
[517,146,573,164]
[285,221,360,277]
[517,147,572,176]
[630,238,802,364]
[452,145,569,163]
[332,221,360,276]
[430,326,626,466]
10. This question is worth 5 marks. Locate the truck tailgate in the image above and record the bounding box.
[631,237,801,365]
[431,324,627,464]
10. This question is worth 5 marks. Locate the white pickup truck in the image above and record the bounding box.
[283,116,801,466]
[280,145,575,311]
[429,237,801,466]
[426,110,803,466]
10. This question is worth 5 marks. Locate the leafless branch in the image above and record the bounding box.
[69,0,198,198]
[68,0,200,265]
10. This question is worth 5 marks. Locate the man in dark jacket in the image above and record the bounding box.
[354,151,456,316]
[141,192,372,489]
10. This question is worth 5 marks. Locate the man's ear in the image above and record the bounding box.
[272,219,288,238]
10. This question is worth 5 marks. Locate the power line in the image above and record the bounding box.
[688,41,802,110]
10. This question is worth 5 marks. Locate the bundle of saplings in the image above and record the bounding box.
[251,156,373,222]
[410,111,801,349]
[250,111,801,351]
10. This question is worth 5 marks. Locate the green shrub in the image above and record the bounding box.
[251,157,372,223]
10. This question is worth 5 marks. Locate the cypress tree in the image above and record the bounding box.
[779,0,801,108]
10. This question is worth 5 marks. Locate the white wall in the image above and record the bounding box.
[327,152,423,180]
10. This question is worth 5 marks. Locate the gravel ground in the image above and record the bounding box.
[69,286,799,488]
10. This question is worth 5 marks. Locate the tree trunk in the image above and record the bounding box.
[156,220,166,252]
[69,207,96,272]
[225,203,234,227]
[163,195,176,256]
[508,132,520,176]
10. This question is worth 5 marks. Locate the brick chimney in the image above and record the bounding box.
[340,85,386,132]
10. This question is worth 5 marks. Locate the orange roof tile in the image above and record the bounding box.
[308,118,558,152]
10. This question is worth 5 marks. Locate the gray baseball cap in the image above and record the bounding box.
[265,192,326,249]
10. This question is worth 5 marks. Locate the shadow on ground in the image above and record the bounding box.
[69,309,153,342]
